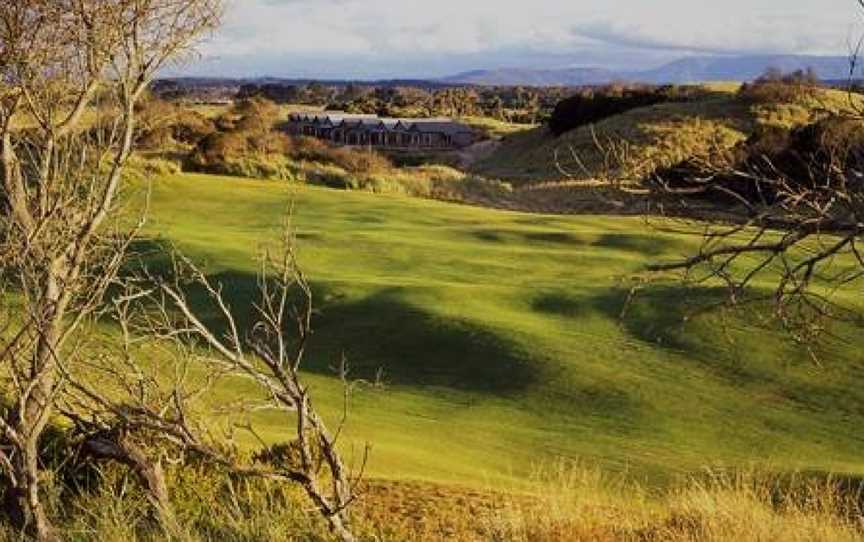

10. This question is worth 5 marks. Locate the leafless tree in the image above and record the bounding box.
[0,1,220,539]
[553,2,864,352]
[63,232,365,542]
[640,61,864,350]
[584,6,864,360]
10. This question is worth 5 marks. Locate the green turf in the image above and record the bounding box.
[139,173,864,489]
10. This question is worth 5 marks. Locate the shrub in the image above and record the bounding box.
[549,86,696,137]
[739,82,819,105]
[287,137,392,174]
[300,162,352,188]
[135,97,216,150]
[186,131,248,171]
[230,97,283,132]
[122,155,182,180]
[171,110,216,146]
[738,68,821,105]
[221,155,297,181]
[649,115,864,205]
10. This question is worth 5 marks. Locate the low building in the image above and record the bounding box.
[286,112,474,149]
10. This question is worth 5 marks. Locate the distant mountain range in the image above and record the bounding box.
[442,55,855,86]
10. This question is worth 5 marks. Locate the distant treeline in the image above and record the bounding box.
[153,78,578,124]
[237,82,571,124]
[153,67,842,143]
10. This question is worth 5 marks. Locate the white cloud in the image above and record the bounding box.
[186,0,864,77]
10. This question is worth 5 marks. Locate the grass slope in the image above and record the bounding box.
[474,87,862,184]
[142,173,864,488]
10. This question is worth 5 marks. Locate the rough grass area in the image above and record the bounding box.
[135,173,864,491]
[7,461,862,541]
[459,115,538,139]
[473,87,864,184]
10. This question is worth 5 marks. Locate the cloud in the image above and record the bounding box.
[181,0,864,78]
[572,9,860,58]
[572,23,757,56]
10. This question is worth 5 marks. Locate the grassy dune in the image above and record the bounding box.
[141,173,864,489]
[474,87,863,184]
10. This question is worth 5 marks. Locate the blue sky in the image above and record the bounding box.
[181,0,864,79]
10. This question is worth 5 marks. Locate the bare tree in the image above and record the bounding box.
[57,233,365,542]
[0,1,220,539]
[552,2,864,351]
[155,236,364,542]
[639,60,864,350]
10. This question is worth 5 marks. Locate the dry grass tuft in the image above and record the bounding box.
[0,461,858,540]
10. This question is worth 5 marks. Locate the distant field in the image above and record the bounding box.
[139,173,864,489]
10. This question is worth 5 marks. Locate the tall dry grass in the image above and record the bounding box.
[0,459,859,540]
[480,463,864,542]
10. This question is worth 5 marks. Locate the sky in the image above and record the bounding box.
[178,0,864,79]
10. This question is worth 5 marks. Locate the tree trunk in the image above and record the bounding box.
[120,439,179,537]
[6,441,58,542]
[4,394,60,542]
[3,268,66,541]
[82,433,180,537]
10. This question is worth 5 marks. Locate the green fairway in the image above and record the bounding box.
[141,173,864,488]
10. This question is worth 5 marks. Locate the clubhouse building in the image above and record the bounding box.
[286,112,475,150]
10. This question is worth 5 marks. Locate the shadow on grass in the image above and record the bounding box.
[591,233,677,256]
[587,286,731,353]
[309,288,539,394]
[533,286,784,386]
[470,229,584,246]
[188,280,540,395]
[123,241,540,395]
[531,293,589,319]
[469,229,678,255]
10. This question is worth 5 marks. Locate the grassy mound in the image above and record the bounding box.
[138,173,864,489]
[473,87,862,184]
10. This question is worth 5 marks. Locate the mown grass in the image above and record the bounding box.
[135,172,864,492]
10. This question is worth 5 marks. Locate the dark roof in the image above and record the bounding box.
[291,112,377,124]
[290,113,472,135]
[407,121,472,135]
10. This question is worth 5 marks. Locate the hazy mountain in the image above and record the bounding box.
[442,55,854,86]
[637,55,852,83]
[442,67,622,86]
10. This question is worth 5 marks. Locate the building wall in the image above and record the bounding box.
[285,119,473,150]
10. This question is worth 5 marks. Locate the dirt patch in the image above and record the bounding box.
[355,480,531,541]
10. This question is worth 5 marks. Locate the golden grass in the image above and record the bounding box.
[473,94,754,183]
[473,87,864,185]
[460,115,539,139]
[700,82,744,94]
[14,461,860,541]
[354,463,864,542]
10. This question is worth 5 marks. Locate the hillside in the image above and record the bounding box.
[142,173,864,488]
[472,86,862,185]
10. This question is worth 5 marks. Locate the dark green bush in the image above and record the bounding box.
[650,115,864,205]
[549,85,702,137]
